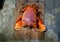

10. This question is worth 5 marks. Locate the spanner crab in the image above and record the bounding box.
[14,4,46,32]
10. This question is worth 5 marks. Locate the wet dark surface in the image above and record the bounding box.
[0,0,5,10]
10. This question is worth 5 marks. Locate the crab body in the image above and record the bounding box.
[22,7,37,27]
[15,5,46,32]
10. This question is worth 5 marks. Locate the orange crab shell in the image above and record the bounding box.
[22,5,37,26]
[15,4,46,32]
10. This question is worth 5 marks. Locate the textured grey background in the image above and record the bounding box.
[0,0,60,42]
[45,0,60,41]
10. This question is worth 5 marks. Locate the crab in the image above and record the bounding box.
[14,4,46,32]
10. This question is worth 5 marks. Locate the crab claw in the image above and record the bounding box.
[15,21,22,30]
[38,24,46,32]
[38,17,46,32]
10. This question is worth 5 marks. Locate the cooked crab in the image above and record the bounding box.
[14,4,46,32]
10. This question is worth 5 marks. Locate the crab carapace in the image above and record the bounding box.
[14,4,46,32]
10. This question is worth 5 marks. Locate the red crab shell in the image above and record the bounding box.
[15,4,46,32]
[22,6,37,26]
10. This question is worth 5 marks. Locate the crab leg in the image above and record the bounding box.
[15,16,22,30]
[37,17,46,32]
